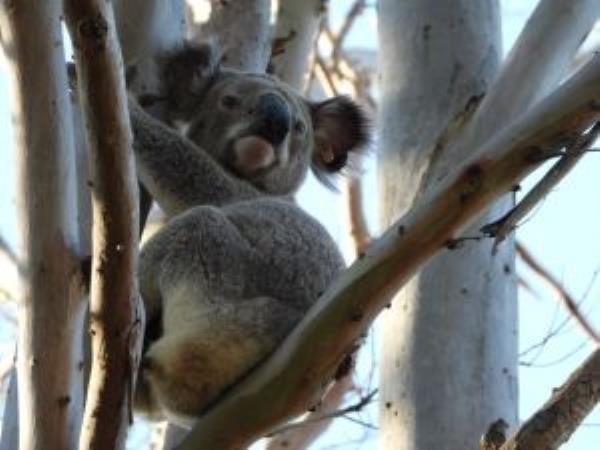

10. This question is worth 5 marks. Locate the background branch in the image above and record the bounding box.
[500,349,600,450]
[482,121,600,247]
[270,0,324,89]
[0,1,86,448]
[449,0,599,156]
[516,242,600,345]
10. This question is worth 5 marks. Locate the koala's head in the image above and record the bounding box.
[144,42,369,195]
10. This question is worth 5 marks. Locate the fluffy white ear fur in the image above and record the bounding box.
[309,95,370,183]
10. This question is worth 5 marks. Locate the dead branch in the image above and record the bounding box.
[264,374,358,450]
[482,122,600,248]
[266,387,376,439]
[174,48,600,450]
[63,1,141,449]
[330,0,367,65]
[500,349,600,450]
[516,242,600,345]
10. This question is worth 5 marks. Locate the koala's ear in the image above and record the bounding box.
[158,39,221,96]
[309,96,370,182]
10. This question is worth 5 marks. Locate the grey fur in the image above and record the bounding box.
[131,42,368,426]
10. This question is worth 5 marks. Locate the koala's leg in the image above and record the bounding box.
[136,206,302,422]
[139,296,302,425]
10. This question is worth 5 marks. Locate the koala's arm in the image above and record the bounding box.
[129,99,259,215]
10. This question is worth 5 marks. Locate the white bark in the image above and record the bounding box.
[0,1,85,449]
[377,2,517,450]
[115,0,185,66]
[205,0,271,72]
[270,0,323,89]
[0,370,18,450]
[443,0,600,169]
[115,0,186,99]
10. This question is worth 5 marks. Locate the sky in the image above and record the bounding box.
[1,1,599,449]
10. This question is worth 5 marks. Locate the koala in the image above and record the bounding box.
[130,42,369,427]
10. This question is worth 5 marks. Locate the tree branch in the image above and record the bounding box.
[206,0,271,72]
[343,178,371,257]
[63,1,141,449]
[453,0,599,153]
[175,47,600,450]
[500,349,600,450]
[330,0,367,65]
[516,242,600,345]
[482,121,600,248]
[0,235,16,267]
[270,0,324,89]
[0,1,86,448]
[263,373,358,450]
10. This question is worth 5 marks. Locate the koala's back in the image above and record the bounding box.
[136,198,344,423]
[222,198,345,310]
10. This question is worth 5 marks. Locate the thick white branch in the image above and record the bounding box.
[455,0,600,152]
[270,0,323,89]
[115,0,185,65]
[206,0,271,72]
[175,52,600,450]
[0,2,85,449]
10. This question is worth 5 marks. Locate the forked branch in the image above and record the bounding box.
[176,52,600,450]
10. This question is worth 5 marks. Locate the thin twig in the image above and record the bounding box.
[0,235,17,267]
[482,122,600,250]
[331,0,367,65]
[516,242,600,345]
[500,349,600,450]
[267,389,378,437]
[315,54,339,96]
[343,178,371,257]
[263,373,357,450]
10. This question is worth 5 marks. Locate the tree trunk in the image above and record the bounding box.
[0,1,86,449]
[377,2,518,449]
[206,0,271,72]
[269,0,323,90]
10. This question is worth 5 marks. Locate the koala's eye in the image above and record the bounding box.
[221,95,241,110]
[294,119,306,135]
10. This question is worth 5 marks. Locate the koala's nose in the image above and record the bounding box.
[255,93,291,146]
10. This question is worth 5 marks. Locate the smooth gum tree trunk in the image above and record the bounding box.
[0,1,86,449]
[377,2,518,449]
